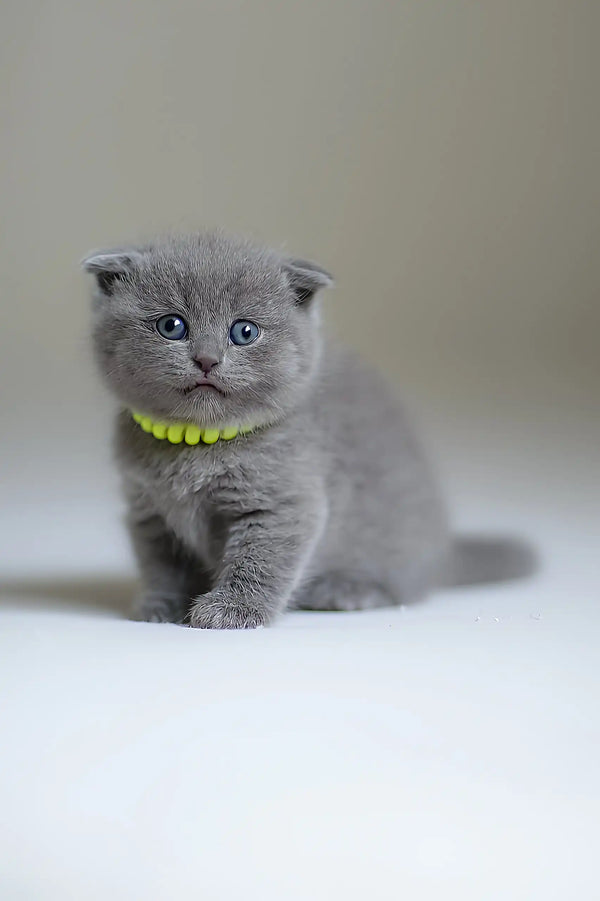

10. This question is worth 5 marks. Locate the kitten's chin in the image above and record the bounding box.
[121,382,291,433]
[117,390,223,428]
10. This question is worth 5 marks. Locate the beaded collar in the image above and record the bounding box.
[131,411,254,445]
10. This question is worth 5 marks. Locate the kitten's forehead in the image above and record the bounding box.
[141,233,285,307]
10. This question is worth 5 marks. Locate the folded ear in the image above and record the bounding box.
[81,249,144,296]
[282,257,334,304]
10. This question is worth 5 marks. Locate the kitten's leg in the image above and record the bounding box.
[188,496,326,629]
[128,506,209,623]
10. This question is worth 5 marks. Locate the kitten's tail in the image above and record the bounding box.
[444,535,538,588]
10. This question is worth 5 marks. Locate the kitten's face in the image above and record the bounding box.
[84,233,332,429]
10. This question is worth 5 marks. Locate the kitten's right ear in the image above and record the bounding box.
[81,249,143,296]
[282,257,334,305]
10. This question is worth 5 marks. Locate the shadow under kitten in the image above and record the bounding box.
[0,576,137,617]
[0,534,537,623]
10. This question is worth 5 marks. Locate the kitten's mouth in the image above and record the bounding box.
[182,380,224,395]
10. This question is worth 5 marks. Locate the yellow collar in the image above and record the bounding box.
[131,411,253,445]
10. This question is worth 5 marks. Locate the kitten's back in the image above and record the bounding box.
[299,341,450,599]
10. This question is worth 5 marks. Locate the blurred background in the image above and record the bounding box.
[1,0,598,576]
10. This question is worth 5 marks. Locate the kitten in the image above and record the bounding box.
[82,231,528,628]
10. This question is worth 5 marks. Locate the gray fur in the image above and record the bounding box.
[82,231,463,628]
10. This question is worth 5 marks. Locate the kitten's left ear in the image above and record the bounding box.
[81,249,144,296]
[282,257,334,304]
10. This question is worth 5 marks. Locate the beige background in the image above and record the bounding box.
[1,0,598,573]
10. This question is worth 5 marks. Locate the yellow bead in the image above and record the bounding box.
[202,428,220,444]
[140,417,153,433]
[184,424,201,445]
[167,423,185,444]
[152,422,168,440]
[240,424,253,435]
[132,411,143,424]
[220,426,238,441]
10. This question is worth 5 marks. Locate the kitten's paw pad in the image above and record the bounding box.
[133,594,187,624]
[188,593,267,630]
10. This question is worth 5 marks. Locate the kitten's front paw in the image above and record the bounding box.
[187,591,268,630]
[133,592,188,624]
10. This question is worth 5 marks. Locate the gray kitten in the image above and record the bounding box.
[83,231,530,628]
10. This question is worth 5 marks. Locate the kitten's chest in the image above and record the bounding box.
[156,478,212,557]
[130,442,250,558]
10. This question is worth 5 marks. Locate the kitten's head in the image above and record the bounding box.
[82,232,333,429]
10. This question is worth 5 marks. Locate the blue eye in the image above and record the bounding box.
[156,314,188,340]
[230,320,260,346]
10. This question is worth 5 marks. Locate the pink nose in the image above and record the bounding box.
[193,356,219,373]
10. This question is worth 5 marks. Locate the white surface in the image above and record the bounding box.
[1,405,598,900]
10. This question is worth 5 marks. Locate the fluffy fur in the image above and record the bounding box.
[83,231,454,628]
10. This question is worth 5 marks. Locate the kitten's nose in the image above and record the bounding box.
[193,354,220,374]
